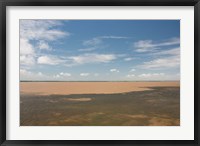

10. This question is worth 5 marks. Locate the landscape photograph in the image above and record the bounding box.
[20,20,180,126]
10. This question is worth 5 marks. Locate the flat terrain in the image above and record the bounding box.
[20,81,179,95]
[20,82,180,126]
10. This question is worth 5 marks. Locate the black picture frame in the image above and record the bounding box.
[0,0,199,145]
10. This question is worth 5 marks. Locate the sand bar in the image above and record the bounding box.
[20,81,180,96]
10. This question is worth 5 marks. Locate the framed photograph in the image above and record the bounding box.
[0,0,199,145]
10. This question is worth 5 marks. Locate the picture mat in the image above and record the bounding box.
[6,6,194,140]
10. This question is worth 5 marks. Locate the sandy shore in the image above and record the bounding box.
[20,81,180,96]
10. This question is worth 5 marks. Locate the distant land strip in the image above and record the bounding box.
[20,81,180,96]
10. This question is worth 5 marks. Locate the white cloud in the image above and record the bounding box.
[20,69,32,76]
[20,35,36,67]
[152,47,179,56]
[139,55,179,69]
[69,53,117,65]
[37,41,51,50]
[80,73,90,77]
[20,20,69,41]
[54,72,71,78]
[83,35,128,46]
[20,20,62,29]
[20,69,72,80]
[135,73,170,81]
[110,69,119,73]
[37,55,64,65]
[20,69,48,80]
[100,36,128,39]
[138,73,165,78]
[35,53,118,67]
[130,69,136,72]
[20,20,70,67]
[59,72,71,77]
[37,72,43,76]
[20,55,35,66]
[138,47,180,70]
[83,38,102,46]
[20,38,35,55]
[126,72,179,81]
[124,57,133,61]
[54,74,60,78]
[94,73,99,77]
[134,37,180,52]
[20,38,36,66]
[126,74,135,78]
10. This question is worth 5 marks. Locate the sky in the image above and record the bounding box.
[20,20,180,81]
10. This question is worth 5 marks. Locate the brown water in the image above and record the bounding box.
[20,81,180,95]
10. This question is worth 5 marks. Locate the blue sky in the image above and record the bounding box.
[20,20,180,81]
